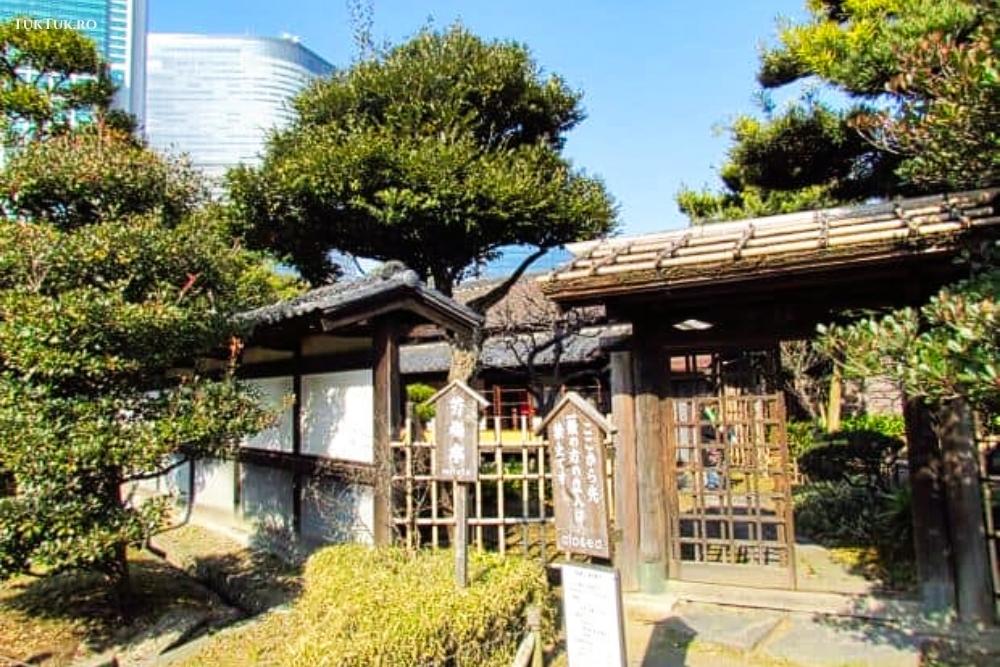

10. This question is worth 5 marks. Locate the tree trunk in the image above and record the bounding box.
[826,363,842,433]
[448,326,483,383]
[106,469,133,619]
[108,540,133,620]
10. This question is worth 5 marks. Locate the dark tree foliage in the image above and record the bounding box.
[678,0,995,222]
[227,24,617,292]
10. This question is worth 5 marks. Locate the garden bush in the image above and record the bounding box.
[189,545,553,666]
[406,383,437,424]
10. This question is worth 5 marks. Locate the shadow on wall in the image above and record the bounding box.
[300,370,373,462]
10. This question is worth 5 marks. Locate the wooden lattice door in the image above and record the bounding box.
[665,393,796,589]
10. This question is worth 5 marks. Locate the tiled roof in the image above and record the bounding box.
[239,268,482,332]
[541,189,1000,300]
[399,324,628,375]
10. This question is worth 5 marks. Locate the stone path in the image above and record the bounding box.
[627,600,934,667]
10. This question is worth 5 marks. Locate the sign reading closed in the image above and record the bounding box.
[538,393,614,558]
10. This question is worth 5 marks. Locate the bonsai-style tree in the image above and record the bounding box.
[0,22,292,611]
[228,25,617,379]
[677,0,996,221]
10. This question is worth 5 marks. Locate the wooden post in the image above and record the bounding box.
[632,323,668,593]
[455,482,468,587]
[372,320,399,546]
[939,398,994,625]
[426,381,487,588]
[610,351,640,592]
[903,397,955,615]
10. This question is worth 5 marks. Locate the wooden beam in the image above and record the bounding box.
[292,342,303,535]
[238,350,374,379]
[939,398,995,624]
[372,319,400,545]
[610,351,640,591]
[903,397,955,615]
[632,322,668,593]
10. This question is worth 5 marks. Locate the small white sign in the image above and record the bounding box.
[562,563,627,667]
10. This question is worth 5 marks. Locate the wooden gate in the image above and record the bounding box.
[665,393,796,588]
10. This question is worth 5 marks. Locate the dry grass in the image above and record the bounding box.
[0,550,224,666]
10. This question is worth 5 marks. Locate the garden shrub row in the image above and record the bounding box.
[188,544,553,666]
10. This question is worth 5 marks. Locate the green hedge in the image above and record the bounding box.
[188,545,553,666]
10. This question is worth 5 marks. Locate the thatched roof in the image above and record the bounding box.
[541,189,1000,303]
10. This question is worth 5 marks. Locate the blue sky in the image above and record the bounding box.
[151,0,810,236]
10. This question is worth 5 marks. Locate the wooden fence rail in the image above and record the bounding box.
[390,429,557,560]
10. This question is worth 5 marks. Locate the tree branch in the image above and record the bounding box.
[124,456,190,483]
[466,246,549,314]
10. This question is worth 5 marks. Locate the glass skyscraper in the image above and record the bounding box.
[0,0,148,124]
[146,34,332,185]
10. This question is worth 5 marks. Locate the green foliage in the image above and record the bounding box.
[677,102,899,222]
[679,0,998,221]
[0,18,128,147]
[0,127,204,228]
[840,413,906,440]
[795,480,880,545]
[406,383,437,423]
[817,260,1000,420]
[794,480,915,588]
[189,545,554,666]
[228,24,617,290]
[798,429,903,492]
[0,119,292,587]
[787,420,823,459]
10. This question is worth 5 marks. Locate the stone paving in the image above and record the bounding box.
[627,600,930,667]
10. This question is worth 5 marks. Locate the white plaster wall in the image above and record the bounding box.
[240,462,294,531]
[242,376,294,452]
[192,458,236,513]
[301,369,374,462]
[301,477,375,545]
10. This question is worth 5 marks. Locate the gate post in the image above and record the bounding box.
[632,322,668,593]
[904,397,956,616]
[939,398,994,624]
[611,351,640,591]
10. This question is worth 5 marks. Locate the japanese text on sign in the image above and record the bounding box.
[548,401,611,558]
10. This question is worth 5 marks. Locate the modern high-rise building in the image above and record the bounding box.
[146,34,332,185]
[0,0,148,124]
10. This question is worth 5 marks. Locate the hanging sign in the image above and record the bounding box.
[536,392,615,558]
[426,380,488,483]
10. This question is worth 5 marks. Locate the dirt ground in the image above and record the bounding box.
[0,550,229,666]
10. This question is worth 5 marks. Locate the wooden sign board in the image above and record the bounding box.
[537,393,614,558]
[561,563,627,667]
[427,381,488,482]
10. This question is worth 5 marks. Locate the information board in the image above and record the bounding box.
[539,393,614,558]
[561,563,627,667]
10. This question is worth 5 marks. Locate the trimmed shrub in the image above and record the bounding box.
[794,481,878,546]
[406,383,437,424]
[188,545,553,666]
[840,413,906,440]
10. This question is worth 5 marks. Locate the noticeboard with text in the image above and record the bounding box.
[562,563,627,667]
[540,393,614,558]
[429,382,487,483]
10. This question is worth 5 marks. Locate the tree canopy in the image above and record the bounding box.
[228,24,617,293]
[0,18,132,145]
[677,0,997,222]
[0,22,295,605]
